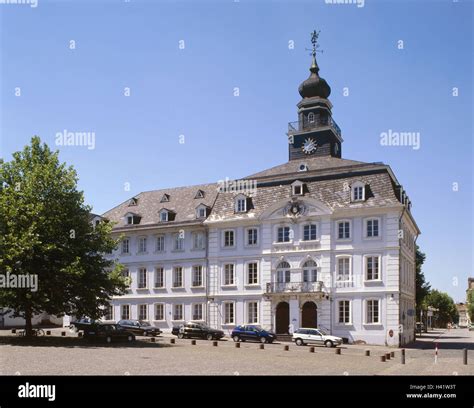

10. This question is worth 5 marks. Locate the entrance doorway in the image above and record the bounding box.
[275,302,290,334]
[301,301,317,328]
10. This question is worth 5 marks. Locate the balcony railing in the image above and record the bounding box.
[288,117,341,139]
[266,281,324,294]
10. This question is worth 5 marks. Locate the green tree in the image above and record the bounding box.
[425,290,458,328]
[0,137,126,336]
[415,245,430,318]
[468,290,474,323]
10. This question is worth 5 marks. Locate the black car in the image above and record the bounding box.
[231,325,277,343]
[84,323,135,344]
[69,317,97,333]
[171,322,225,340]
[117,319,162,337]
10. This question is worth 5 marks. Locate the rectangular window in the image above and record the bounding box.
[303,269,317,282]
[121,238,130,254]
[354,186,364,201]
[173,267,183,288]
[247,302,258,324]
[337,258,351,281]
[247,228,258,246]
[192,265,203,287]
[105,304,113,320]
[247,262,258,285]
[155,304,164,321]
[138,237,147,253]
[224,230,234,247]
[366,219,379,237]
[197,207,207,218]
[224,302,234,324]
[155,235,165,252]
[174,234,184,251]
[366,256,380,280]
[277,269,291,283]
[173,304,183,321]
[277,226,290,243]
[366,300,380,324]
[138,304,147,320]
[192,304,203,321]
[122,269,130,288]
[223,264,235,286]
[303,224,317,241]
[138,267,147,289]
[121,305,130,320]
[154,267,164,288]
[338,300,350,324]
[236,198,246,212]
[337,221,350,239]
[160,212,168,222]
[192,232,205,250]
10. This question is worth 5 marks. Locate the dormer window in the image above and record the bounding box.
[159,210,168,222]
[194,190,205,199]
[196,204,208,219]
[128,197,138,206]
[125,213,141,225]
[291,180,305,196]
[234,194,247,213]
[351,181,365,202]
[160,194,170,203]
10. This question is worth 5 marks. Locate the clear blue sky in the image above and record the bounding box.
[0,0,472,302]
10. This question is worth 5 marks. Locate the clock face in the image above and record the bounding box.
[302,138,317,154]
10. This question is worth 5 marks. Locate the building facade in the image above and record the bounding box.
[103,35,420,346]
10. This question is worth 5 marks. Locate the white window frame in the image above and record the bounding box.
[222,229,235,248]
[336,219,351,241]
[223,302,235,325]
[105,304,114,321]
[222,263,236,286]
[159,210,168,222]
[365,255,382,282]
[155,235,165,252]
[276,225,292,243]
[138,304,148,320]
[336,256,352,282]
[247,301,259,324]
[122,268,131,289]
[364,217,381,239]
[302,260,318,282]
[337,300,351,325]
[302,223,318,241]
[196,205,207,219]
[121,238,130,254]
[246,261,259,285]
[173,304,184,321]
[173,233,185,251]
[308,112,315,123]
[365,299,381,324]
[192,265,203,287]
[154,266,164,289]
[351,181,365,202]
[291,181,304,196]
[154,303,165,321]
[192,231,205,250]
[245,227,258,247]
[192,303,204,321]
[172,266,183,288]
[137,267,147,289]
[138,236,147,254]
[235,195,247,213]
[121,304,130,320]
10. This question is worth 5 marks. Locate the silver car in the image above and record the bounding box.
[292,327,343,347]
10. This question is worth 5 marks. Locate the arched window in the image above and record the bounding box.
[308,112,315,123]
[303,260,317,283]
[276,261,291,284]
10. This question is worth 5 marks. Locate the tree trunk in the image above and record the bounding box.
[24,306,33,337]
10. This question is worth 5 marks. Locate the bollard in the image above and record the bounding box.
[191,340,196,345]
[61,331,66,337]
[380,355,386,362]
[150,337,155,343]
[309,346,315,353]
[401,348,405,364]
[213,341,218,347]
[46,330,51,336]
[390,351,395,358]
[463,348,468,365]
[235,342,240,348]
[259,344,264,350]
[385,353,391,360]
[170,338,175,344]
[365,350,370,357]
[335,348,341,355]
[283,345,289,351]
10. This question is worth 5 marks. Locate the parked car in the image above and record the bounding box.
[231,325,276,344]
[84,323,135,344]
[116,320,162,336]
[171,322,225,340]
[69,317,97,333]
[292,328,342,348]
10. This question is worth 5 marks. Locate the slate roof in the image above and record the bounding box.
[102,183,218,227]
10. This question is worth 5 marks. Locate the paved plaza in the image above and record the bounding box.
[0,328,472,375]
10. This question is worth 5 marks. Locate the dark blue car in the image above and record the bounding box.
[231,325,277,344]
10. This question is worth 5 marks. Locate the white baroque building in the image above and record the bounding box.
[102,40,420,346]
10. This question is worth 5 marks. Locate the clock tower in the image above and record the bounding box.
[288,31,342,161]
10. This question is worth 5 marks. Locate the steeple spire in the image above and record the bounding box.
[310,30,320,73]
